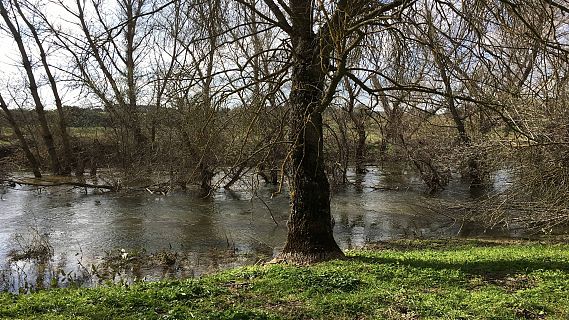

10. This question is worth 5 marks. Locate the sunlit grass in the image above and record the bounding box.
[1,240,568,319]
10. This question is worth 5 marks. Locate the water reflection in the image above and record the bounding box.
[0,166,512,292]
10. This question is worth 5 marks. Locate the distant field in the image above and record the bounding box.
[0,126,110,138]
[68,127,110,138]
[0,127,14,137]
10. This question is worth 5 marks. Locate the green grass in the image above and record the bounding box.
[1,240,568,319]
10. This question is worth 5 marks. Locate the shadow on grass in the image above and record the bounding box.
[349,254,569,281]
[363,239,554,252]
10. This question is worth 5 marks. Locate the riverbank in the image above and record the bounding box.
[1,239,568,319]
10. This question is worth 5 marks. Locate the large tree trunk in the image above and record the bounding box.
[277,0,344,264]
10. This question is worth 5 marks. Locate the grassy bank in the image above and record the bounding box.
[1,240,568,319]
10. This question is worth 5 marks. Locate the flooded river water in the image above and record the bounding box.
[0,166,514,292]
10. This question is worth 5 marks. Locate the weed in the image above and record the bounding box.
[8,230,53,262]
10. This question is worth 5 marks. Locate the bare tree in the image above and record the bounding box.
[0,0,63,174]
[225,0,414,263]
[38,0,164,168]
[0,93,41,177]
[11,0,75,174]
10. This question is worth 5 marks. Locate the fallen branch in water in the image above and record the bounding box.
[2,178,117,191]
[370,185,409,191]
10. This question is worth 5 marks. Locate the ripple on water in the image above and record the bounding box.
[0,167,518,292]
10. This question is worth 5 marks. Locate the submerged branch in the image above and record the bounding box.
[2,178,116,191]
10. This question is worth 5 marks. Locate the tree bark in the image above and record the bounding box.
[346,82,367,174]
[434,49,483,186]
[354,121,367,174]
[0,1,62,175]
[13,0,74,175]
[276,0,344,264]
[0,95,42,178]
[125,0,146,152]
[426,12,483,187]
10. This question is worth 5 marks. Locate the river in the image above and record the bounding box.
[0,166,514,292]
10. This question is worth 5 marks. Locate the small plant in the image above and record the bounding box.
[8,229,53,263]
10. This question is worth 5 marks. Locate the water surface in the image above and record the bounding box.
[0,166,510,292]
